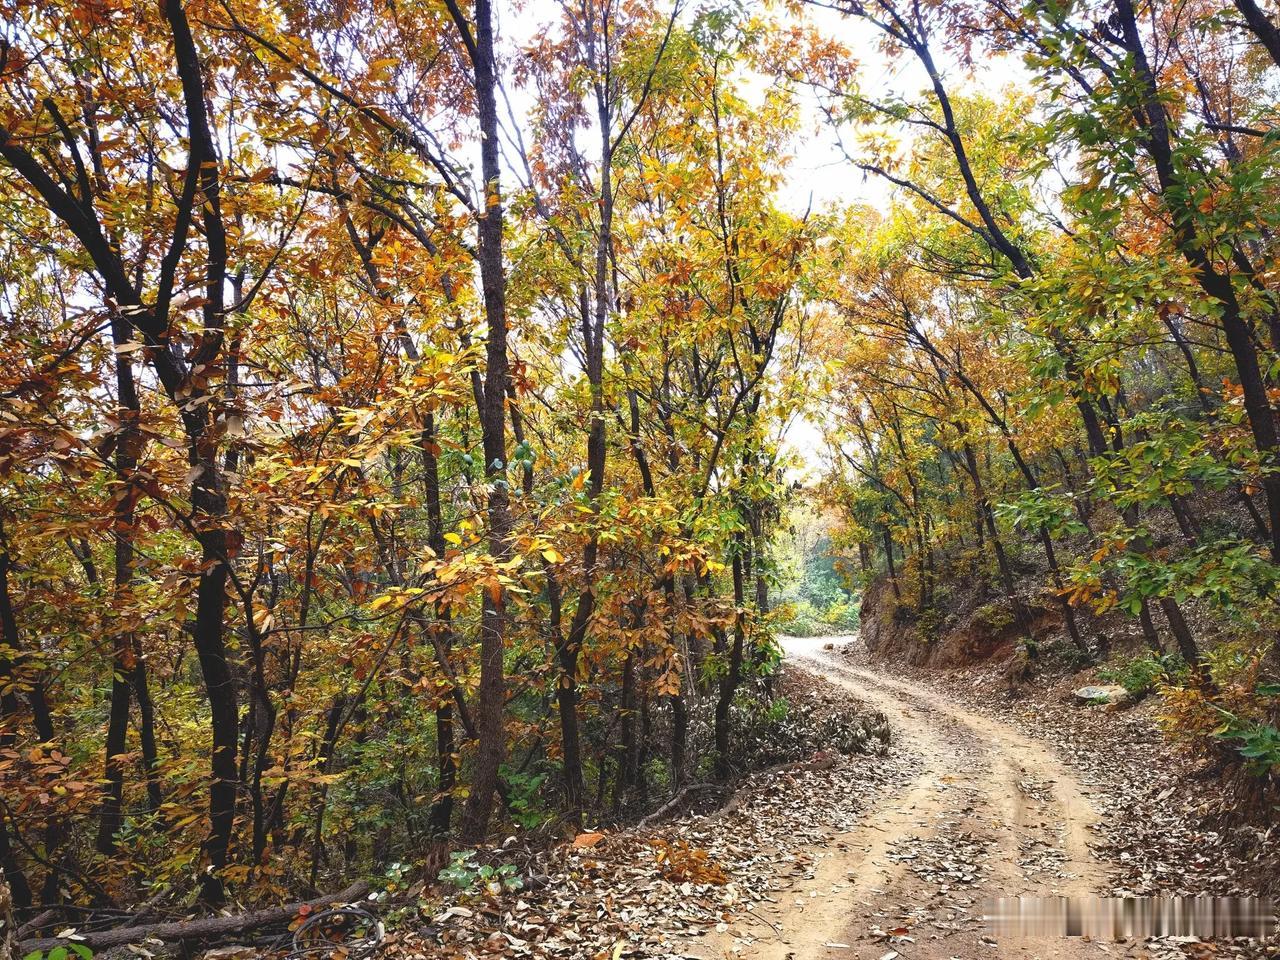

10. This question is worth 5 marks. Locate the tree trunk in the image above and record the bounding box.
[1233,0,1280,65]
[714,537,748,780]
[421,413,457,837]
[0,522,65,905]
[963,444,1037,654]
[0,540,34,909]
[457,0,511,842]
[882,527,901,601]
[1115,0,1280,565]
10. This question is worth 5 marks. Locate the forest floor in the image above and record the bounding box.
[378,636,1277,960]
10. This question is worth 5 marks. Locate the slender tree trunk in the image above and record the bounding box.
[457,0,511,842]
[1233,0,1280,65]
[0,536,34,910]
[1158,597,1201,666]
[882,527,901,601]
[421,413,457,837]
[557,43,618,824]
[1,521,66,905]
[962,444,1037,653]
[554,575,584,824]
[1138,602,1164,654]
[1115,0,1280,566]
[97,330,146,853]
[615,650,637,810]
[662,579,687,790]
[714,537,748,780]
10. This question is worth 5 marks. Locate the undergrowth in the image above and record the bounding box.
[1099,652,1189,697]
[1158,641,1280,781]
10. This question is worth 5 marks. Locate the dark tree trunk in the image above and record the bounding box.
[422,412,457,837]
[0,0,239,902]
[615,651,637,810]
[882,527,901,601]
[1233,0,1280,65]
[962,444,1036,653]
[1,522,66,906]
[456,0,511,843]
[554,573,584,824]
[0,535,34,909]
[97,328,162,852]
[1115,0,1280,567]
[714,537,748,780]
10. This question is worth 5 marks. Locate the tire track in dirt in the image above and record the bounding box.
[690,636,1111,960]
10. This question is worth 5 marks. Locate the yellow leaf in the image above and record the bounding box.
[368,57,399,80]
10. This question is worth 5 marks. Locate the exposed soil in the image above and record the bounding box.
[845,640,1280,906]
[689,636,1109,960]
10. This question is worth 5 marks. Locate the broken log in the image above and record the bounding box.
[18,880,371,955]
[637,783,722,828]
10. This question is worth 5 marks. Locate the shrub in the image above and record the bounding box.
[1211,713,1280,777]
[777,599,859,636]
[1158,641,1280,780]
[438,849,524,895]
[820,599,859,630]
[1099,653,1188,696]
[776,600,823,637]
[971,601,1015,633]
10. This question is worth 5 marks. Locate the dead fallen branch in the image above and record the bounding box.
[18,880,371,955]
[14,906,58,941]
[638,753,843,830]
[711,752,840,822]
[637,783,722,828]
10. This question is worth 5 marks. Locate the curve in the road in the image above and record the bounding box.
[694,636,1110,960]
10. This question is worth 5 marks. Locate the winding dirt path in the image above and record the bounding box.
[692,636,1111,960]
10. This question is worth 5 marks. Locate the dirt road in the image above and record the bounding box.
[694,636,1111,960]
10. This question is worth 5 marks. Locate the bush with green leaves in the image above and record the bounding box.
[437,849,524,895]
[820,600,859,630]
[1099,653,1188,697]
[777,598,860,637]
[776,600,824,637]
[970,601,1015,633]
[24,948,94,960]
[1211,689,1280,777]
[497,766,549,830]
